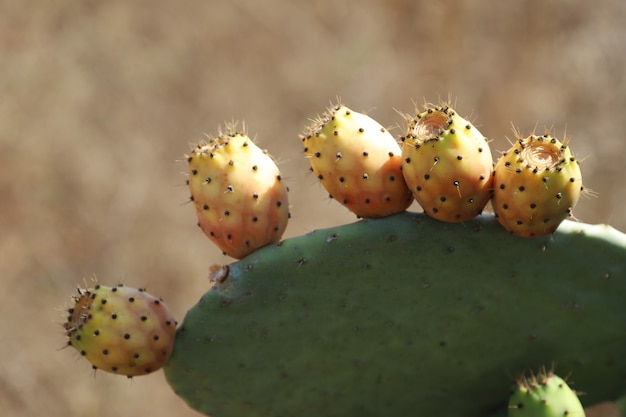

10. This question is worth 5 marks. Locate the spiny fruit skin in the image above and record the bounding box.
[401,104,494,222]
[302,104,413,218]
[508,370,585,417]
[65,284,177,377]
[492,134,583,237]
[187,127,289,259]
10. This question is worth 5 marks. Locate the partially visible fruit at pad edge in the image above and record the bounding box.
[508,369,585,417]
[65,283,176,377]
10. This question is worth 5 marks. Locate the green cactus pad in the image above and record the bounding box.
[164,212,626,417]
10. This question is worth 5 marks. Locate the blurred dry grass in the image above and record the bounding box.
[1,1,625,416]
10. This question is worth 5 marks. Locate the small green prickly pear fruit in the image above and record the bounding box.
[508,370,585,417]
[401,103,494,222]
[492,133,583,237]
[187,126,290,258]
[64,284,177,377]
[302,104,413,218]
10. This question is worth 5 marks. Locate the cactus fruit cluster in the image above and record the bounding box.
[508,369,585,417]
[62,98,626,417]
[186,125,290,259]
[64,284,176,377]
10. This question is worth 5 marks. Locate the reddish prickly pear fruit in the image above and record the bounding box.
[400,103,494,222]
[187,126,290,259]
[508,370,585,417]
[302,104,413,218]
[492,133,584,237]
[64,284,177,377]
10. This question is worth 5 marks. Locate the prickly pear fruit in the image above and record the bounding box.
[492,133,583,237]
[508,370,585,417]
[302,104,413,218]
[401,103,494,222]
[65,284,177,377]
[187,126,290,258]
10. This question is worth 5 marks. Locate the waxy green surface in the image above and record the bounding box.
[165,212,626,417]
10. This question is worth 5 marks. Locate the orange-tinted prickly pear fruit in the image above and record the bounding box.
[492,133,584,237]
[302,104,413,218]
[401,103,494,222]
[187,126,290,258]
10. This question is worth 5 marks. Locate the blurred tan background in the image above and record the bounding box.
[1,1,625,416]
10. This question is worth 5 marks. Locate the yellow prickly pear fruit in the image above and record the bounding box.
[401,103,494,222]
[187,126,290,258]
[65,284,177,377]
[302,104,413,218]
[492,133,584,237]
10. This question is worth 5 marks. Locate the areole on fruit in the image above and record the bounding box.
[517,134,565,170]
[412,108,450,142]
[65,288,95,336]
